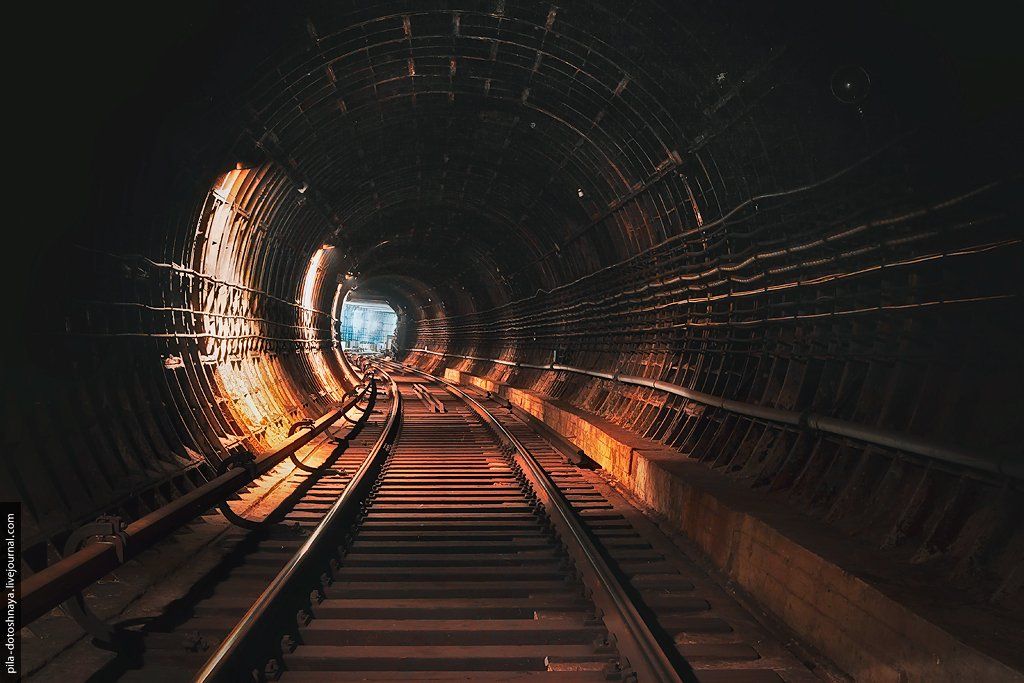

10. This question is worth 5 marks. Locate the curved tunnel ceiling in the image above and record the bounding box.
[230,1,1017,331]
[7,0,1023,643]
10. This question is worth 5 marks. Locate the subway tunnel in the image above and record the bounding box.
[5,1,1022,681]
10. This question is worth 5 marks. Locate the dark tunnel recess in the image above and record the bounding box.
[6,0,1022,672]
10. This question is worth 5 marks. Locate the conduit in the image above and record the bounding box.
[412,349,1022,480]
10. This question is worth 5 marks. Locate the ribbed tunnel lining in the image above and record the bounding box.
[6,0,1021,617]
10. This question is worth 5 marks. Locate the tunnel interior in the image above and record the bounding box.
[7,1,1023,679]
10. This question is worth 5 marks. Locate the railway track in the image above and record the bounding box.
[383,364,822,683]
[410,370,825,683]
[58,363,824,682]
[79,377,389,682]
[196,366,676,682]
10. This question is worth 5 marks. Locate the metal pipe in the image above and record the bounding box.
[411,349,1022,480]
[20,382,375,625]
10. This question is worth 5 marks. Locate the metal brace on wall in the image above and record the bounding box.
[216,453,266,529]
[287,419,348,476]
[60,515,129,643]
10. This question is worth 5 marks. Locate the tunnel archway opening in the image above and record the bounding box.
[339,290,400,356]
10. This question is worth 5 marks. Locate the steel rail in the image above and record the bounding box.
[20,381,375,626]
[195,369,402,682]
[411,348,1023,480]
[391,360,683,683]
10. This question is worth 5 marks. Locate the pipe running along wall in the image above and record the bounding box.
[410,348,1024,479]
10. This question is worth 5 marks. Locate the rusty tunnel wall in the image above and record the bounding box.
[5,158,359,561]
